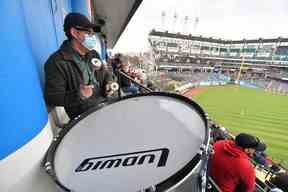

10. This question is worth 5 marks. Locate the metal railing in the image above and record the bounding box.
[116,70,153,94]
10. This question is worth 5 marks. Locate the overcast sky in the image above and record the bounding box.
[114,0,288,53]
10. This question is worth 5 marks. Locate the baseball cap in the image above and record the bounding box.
[64,13,97,32]
[235,133,266,151]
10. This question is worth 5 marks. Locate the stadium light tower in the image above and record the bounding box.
[193,17,199,34]
[172,12,178,33]
[182,16,189,34]
[161,11,166,32]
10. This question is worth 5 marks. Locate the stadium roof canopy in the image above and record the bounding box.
[93,0,143,48]
[149,30,288,44]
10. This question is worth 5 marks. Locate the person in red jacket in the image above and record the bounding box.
[210,133,266,192]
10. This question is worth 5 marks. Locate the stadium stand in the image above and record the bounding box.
[150,30,288,93]
[149,30,288,63]
[149,30,288,88]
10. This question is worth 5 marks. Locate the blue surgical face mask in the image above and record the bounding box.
[82,34,98,50]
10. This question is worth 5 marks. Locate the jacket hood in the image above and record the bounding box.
[223,140,248,158]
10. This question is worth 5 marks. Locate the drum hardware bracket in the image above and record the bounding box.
[44,160,71,192]
[43,161,58,181]
[44,162,52,174]
[199,143,213,192]
[137,185,156,192]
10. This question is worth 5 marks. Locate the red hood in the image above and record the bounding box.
[223,140,249,159]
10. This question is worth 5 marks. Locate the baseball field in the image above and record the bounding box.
[190,85,288,168]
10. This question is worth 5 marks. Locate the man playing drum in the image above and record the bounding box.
[44,13,115,119]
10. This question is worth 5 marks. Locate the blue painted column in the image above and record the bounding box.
[0,1,58,192]
[0,0,48,160]
[71,0,91,19]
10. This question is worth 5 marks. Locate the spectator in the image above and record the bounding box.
[270,173,288,192]
[44,13,109,119]
[265,155,273,165]
[136,70,147,85]
[111,54,122,74]
[253,151,268,168]
[211,126,228,142]
[210,133,266,192]
[147,80,159,91]
[117,62,139,95]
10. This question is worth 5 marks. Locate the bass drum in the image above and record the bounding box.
[44,92,209,192]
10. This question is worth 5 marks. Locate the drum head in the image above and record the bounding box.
[52,93,208,192]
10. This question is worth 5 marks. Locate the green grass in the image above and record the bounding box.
[192,85,288,168]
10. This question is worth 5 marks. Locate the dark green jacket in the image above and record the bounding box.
[44,40,111,119]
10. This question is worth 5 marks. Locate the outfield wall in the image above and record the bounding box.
[239,80,263,89]
[176,81,228,93]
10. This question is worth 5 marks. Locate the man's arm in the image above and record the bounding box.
[104,69,114,83]
[44,60,66,106]
[239,162,256,192]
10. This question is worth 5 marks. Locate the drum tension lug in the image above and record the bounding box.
[137,185,156,192]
